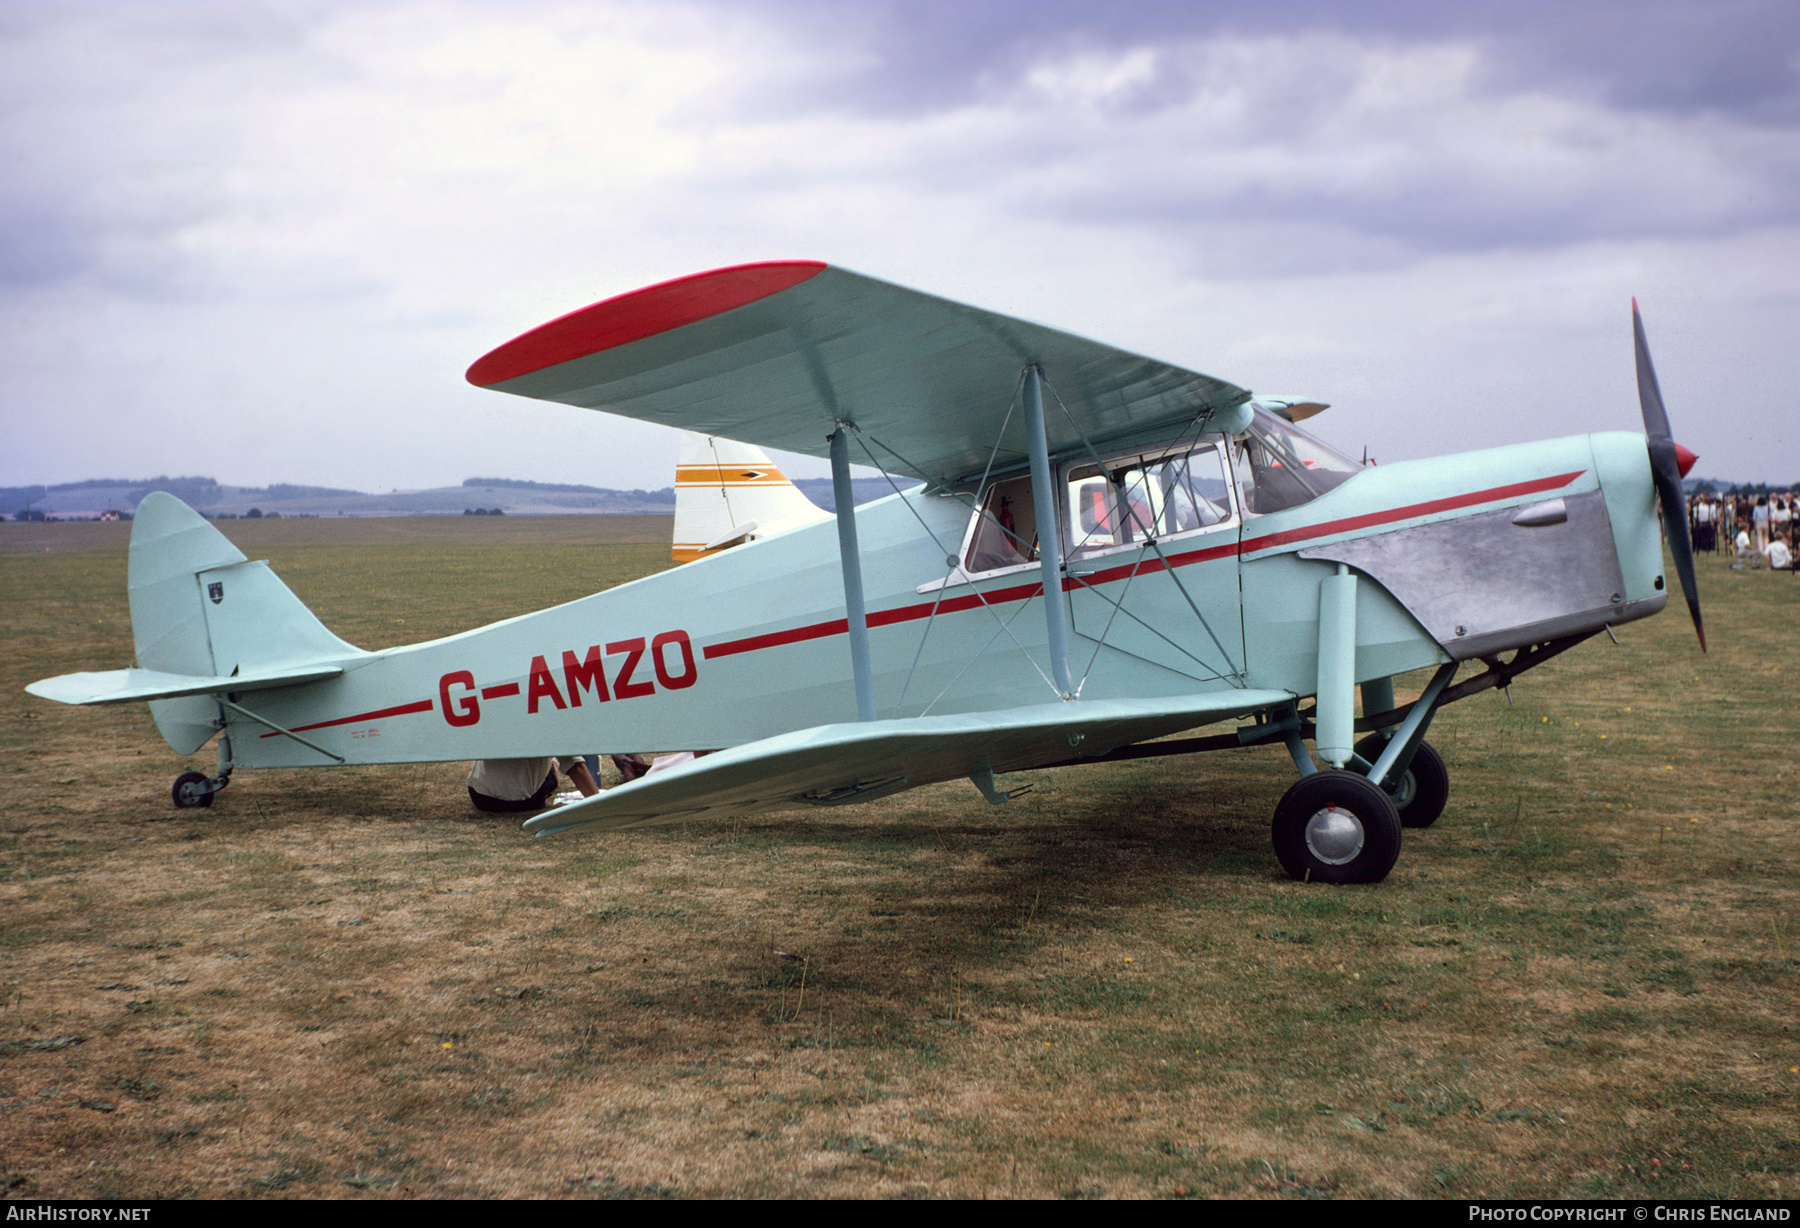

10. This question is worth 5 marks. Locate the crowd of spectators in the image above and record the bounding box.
[1689,492,1796,571]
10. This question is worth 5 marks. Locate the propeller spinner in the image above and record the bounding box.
[1633,299,1706,651]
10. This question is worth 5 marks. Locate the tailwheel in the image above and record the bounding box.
[172,771,214,809]
[1272,769,1401,884]
[1355,735,1449,829]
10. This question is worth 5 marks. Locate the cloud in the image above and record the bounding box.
[747,0,1800,123]
[1,0,1795,490]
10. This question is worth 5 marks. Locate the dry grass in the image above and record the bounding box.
[0,518,1794,1199]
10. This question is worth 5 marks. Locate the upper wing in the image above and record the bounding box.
[523,688,1293,836]
[468,262,1249,487]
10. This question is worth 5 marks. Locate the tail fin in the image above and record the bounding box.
[128,493,361,752]
[672,431,832,563]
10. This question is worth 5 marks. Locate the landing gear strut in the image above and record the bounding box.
[171,731,233,809]
[1276,576,1460,882]
[1355,735,1449,829]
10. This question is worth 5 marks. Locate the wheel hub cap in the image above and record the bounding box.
[1304,805,1365,865]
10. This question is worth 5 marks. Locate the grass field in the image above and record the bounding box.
[1,516,1794,1199]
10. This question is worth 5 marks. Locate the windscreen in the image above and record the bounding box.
[1234,409,1364,514]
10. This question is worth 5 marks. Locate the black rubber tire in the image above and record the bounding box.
[172,771,213,809]
[1355,735,1449,829]
[1272,769,1402,884]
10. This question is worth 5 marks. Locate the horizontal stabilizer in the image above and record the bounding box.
[26,663,343,707]
[524,689,1293,836]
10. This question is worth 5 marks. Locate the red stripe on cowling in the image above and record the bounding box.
[467,261,828,387]
[257,699,434,738]
[1239,470,1584,554]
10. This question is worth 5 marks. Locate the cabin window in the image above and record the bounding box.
[1231,408,1363,515]
[962,475,1039,574]
[1065,442,1234,557]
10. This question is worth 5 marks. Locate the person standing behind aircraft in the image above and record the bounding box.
[1694,496,1716,554]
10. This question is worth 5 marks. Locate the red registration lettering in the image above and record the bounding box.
[651,630,697,690]
[606,638,654,700]
[562,646,610,705]
[439,671,480,727]
[526,654,567,713]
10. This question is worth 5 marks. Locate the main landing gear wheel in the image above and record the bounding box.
[172,771,213,809]
[1272,770,1401,885]
[1355,735,1449,829]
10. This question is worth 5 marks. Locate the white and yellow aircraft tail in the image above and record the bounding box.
[672,431,831,563]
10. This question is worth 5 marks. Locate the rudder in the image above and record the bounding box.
[128,493,361,752]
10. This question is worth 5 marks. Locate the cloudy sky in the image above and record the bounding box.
[2,0,1796,492]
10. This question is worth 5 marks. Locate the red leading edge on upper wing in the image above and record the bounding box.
[466,261,829,387]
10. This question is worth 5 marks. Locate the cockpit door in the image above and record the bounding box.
[1063,439,1244,689]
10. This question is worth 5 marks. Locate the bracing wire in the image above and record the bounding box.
[840,379,1063,711]
[919,598,1041,718]
[1042,380,1246,684]
[1065,570,1232,685]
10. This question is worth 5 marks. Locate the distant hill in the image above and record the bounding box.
[793,476,919,512]
[7,472,910,519]
[462,477,673,503]
[3,475,676,519]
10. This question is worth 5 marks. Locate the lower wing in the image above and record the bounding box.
[524,689,1294,836]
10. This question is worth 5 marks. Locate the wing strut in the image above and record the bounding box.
[1023,365,1074,698]
[830,425,877,722]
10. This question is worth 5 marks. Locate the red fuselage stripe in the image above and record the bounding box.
[258,698,435,738]
[261,470,1590,729]
[700,470,1587,661]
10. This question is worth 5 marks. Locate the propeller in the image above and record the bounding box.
[1633,299,1705,651]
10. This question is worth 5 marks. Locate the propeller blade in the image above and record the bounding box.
[1633,300,1705,651]
[1633,298,1672,442]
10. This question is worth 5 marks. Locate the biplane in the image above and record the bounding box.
[27,262,1704,884]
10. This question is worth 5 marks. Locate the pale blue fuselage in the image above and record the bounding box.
[219,428,1664,771]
